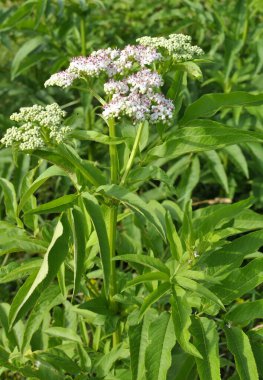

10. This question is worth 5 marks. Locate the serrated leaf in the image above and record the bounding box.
[165,212,183,261]
[114,254,170,275]
[145,312,176,380]
[171,286,202,358]
[0,178,17,221]
[9,214,70,327]
[125,272,169,289]
[97,184,165,239]
[225,300,263,326]
[175,276,225,310]
[139,283,171,319]
[180,92,263,125]
[24,194,78,215]
[203,150,229,193]
[225,326,259,380]
[129,310,156,380]
[82,192,110,295]
[44,327,82,343]
[191,317,221,380]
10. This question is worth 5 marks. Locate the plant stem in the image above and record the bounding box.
[120,122,144,186]
[108,118,119,346]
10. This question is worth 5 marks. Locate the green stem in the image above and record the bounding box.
[120,122,144,186]
[108,118,119,346]
[80,17,86,56]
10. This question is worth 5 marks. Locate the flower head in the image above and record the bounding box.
[1,103,70,150]
[137,34,204,61]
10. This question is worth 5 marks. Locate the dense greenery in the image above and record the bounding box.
[0,1,263,379]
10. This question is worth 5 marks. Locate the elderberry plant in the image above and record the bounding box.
[1,34,263,380]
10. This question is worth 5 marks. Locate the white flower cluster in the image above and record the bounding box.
[102,71,174,124]
[137,34,204,61]
[1,103,70,150]
[44,45,162,88]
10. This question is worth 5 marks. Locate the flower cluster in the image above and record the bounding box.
[1,103,69,150]
[137,34,204,61]
[44,45,162,88]
[102,69,173,124]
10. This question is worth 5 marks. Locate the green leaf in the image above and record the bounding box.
[9,214,70,327]
[180,92,263,125]
[0,258,42,283]
[129,310,156,380]
[174,61,203,81]
[82,192,111,295]
[0,235,47,256]
[71,206,87,294]
[11,36,45,79]
[22,285,64,352]
[18,165,67,213]
[223,145,249,178]
[44,327,82,343]
[114,254,170,275]
[125,272,169,289]
[203,150,229,193]
[225,326,259,380]
[197,230,263,278]
[24,194,78,215]
[0,178,17,221]
[210,257,263,304]
[97,184,165,239]
[145,312,176,380]
[191,317,221,380]
[57,144,106,186]
[139,283,171,319]
[171,286,202,358]
[175,276,225,310]
[165,212,183,260]
[148,121,263,160]
[194,197,253,239]
[70,130,125,145]
[225,300,263,326]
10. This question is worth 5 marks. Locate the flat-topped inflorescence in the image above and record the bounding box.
[1,103,70,150]
[137,33,204,61]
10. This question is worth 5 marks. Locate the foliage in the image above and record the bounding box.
[0,1,263,379]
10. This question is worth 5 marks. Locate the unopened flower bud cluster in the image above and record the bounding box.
[137,34,204,61]
[1,103,70,150]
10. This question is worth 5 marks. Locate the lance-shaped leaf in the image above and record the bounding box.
[114,254,170,275]
[82,192,110,295]
[125,272,169,289]
[191,317,221,380]
[0,258,42,284]
[171,286,202,358]
[70,130,125,145]
[175,276,225,310]
[71,206,87,294]
[203,150,229,193]
[21,285,64,352]
[129,310,156,380]
[0,178,17,221]
[225,326,259,380]
[165,211,183,261]
[9,214,70,327]
[210,257,263,304]
[139,283,171,320]
[97,184,165,239]
[147,121,263,160]
[24,194,78,215]
[145,312,176,380]
[225,300,263,326]
[18,165,67,213]
[180,92,263,125]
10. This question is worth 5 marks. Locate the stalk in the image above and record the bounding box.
[80,17,86,56]
[120,122,144,186]
[109,119,118,298]
[108,119,119,345]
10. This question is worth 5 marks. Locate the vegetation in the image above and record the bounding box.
[0,1,262,379]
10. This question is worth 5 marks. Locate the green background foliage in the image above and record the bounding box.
[0,0,263,379]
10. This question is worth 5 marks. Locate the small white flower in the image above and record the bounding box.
[1,103,69,150]
[44,71,77,88]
